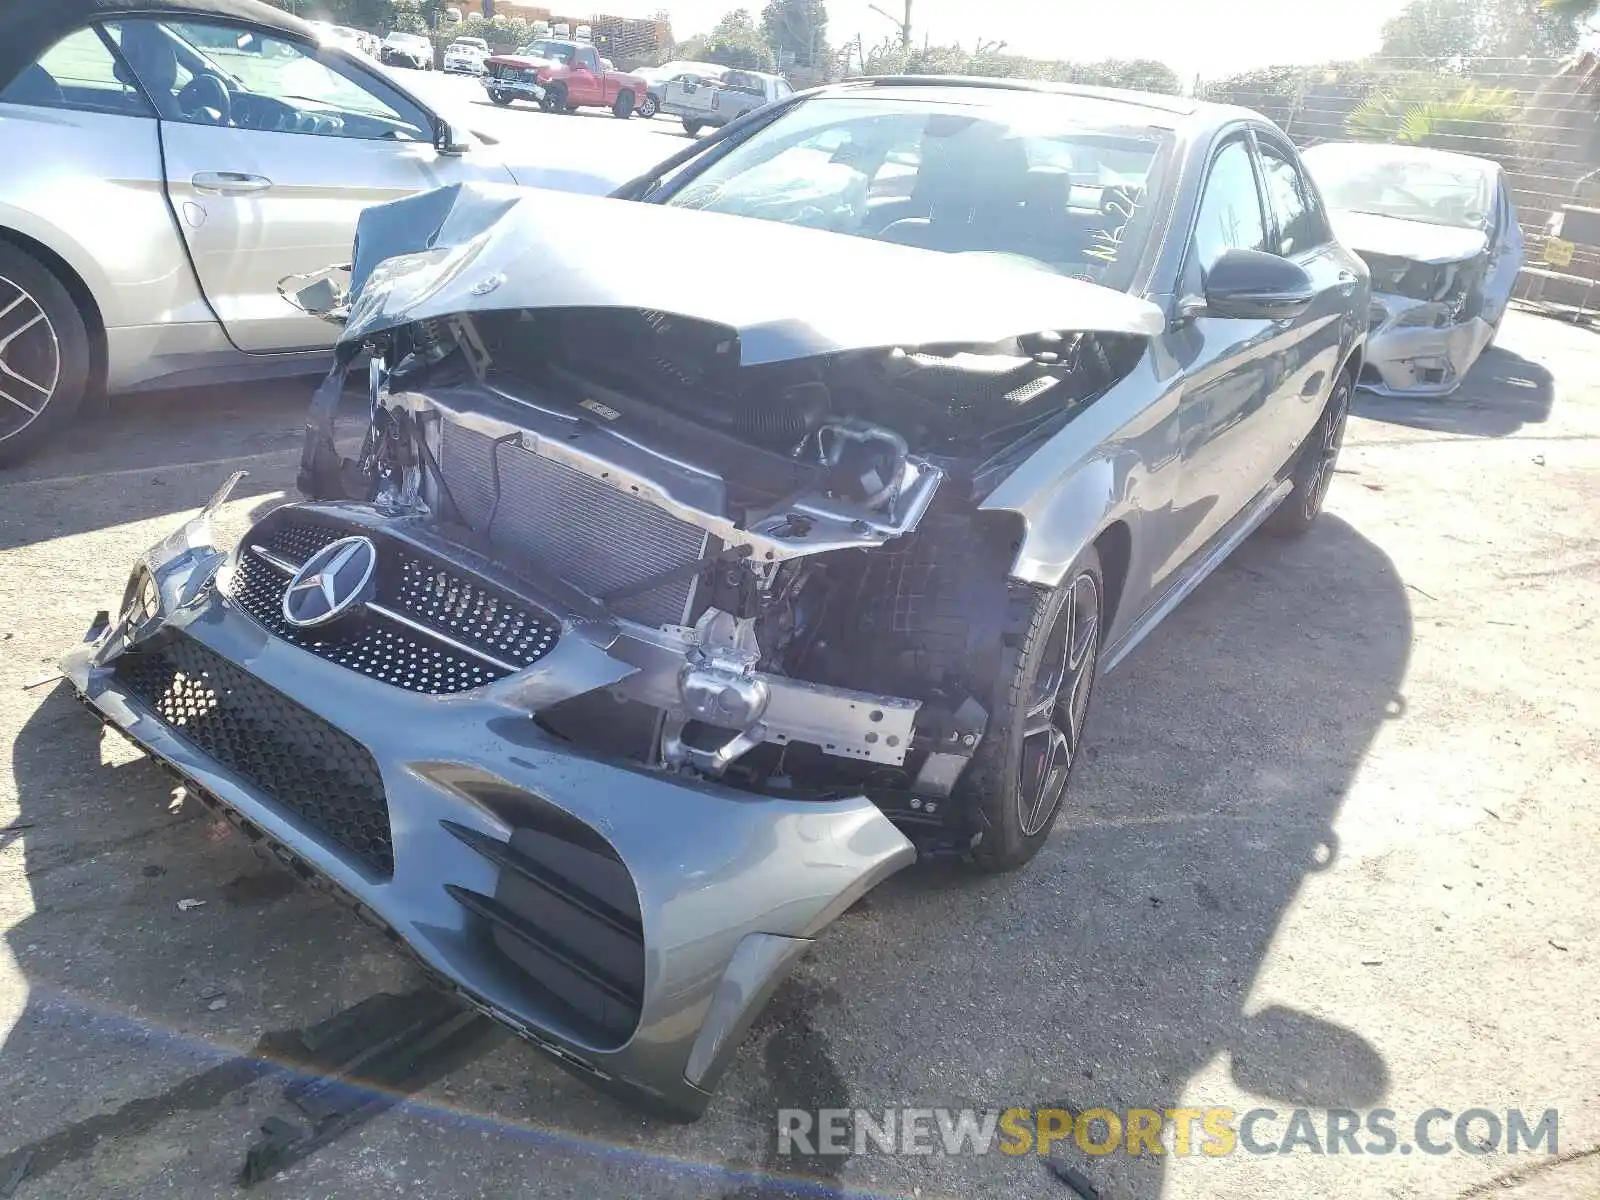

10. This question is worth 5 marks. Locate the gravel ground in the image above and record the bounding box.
[0,311,1595,1199]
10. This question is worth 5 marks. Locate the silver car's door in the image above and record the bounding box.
[113,17,513,354]
[1481,177,1524,329]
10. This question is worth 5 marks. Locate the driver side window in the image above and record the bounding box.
[1190,138,1267,275]
[112,18,430,141]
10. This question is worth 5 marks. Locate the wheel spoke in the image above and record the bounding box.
[0,385,40,417]
[0,309,43,351]
[0,355,52,395]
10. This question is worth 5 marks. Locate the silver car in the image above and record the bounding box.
[67,80,1369,1119]
[0,0,661,464]
[1302,141,1524,397]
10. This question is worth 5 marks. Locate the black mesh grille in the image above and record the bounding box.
[228,517,560,696]
[388,551,558,667]
[113,634,393,877]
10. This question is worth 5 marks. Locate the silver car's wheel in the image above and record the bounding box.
[639,92,659,117]
[0,275,60,443]
[0,245,90,466]
[1016,571,1100,836]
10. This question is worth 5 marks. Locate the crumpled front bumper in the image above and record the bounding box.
[61,487,914,1119]
[484,75,545,100]
[1360,295,1495,398]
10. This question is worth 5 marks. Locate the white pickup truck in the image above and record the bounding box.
[659,68,792,135]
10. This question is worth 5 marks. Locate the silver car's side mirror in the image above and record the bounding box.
[278,264,352,324]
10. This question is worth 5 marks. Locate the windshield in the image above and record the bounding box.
[1301,143,1494,230]
[662,94,1171,292]
[524,41,577,62]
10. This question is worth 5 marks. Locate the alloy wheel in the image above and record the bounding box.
[1302,379,1351,521]
[1016,571,1101,837]
[0,274,60,442]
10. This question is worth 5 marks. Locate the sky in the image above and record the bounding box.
[637,0,1422,82]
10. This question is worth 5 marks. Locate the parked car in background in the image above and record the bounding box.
[1301,140,1522,397]
[442,36,488,75]
[631,59,727,118]
[306,20,369,57]
[660,67,792,135]
[0,0,672,464]
[71,77,1368,1119]
[482,38,644,117]
[379,30,432,69]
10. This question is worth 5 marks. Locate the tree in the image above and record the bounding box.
[704,9,775,69]
[1379,0,1579,63]
[762,0,828,68]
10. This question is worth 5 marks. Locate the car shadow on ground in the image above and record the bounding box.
[1353,346,1554,438]
[0,510,1411,1198]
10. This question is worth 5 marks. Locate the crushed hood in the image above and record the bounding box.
[1330,209,1488,266]
[340,181,1165,364]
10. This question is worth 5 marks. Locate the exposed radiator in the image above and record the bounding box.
[439,421,709,628]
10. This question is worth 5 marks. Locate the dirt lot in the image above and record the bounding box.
[0,312,1595,1200]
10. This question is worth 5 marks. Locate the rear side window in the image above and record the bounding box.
[1258,142,1329,256]
[2,26,156,117]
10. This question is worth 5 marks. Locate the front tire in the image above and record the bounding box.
[639,92,659,118]
[489,89,511,106]
[613,89,635,118]
[960,548,1105,873]
[541,82,568,113]
[1264,369,1352,537]
[682,118,702,135]
[0,243,90,467]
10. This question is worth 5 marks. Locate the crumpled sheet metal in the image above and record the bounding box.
[338,181,1165,364]
[1362,292,1494,398]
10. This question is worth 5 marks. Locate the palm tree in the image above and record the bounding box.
[1346,83,1523,163]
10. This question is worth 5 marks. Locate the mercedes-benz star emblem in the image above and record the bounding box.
[282,536,377,628]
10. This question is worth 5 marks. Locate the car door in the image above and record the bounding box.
[1481,177,1524,328]
[568,46,602,106]
[114,16,514,354]
[1253,132,1353,470]
[1160,133,1284,575]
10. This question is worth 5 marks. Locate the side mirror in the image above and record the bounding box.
[433,118,469,156]
[1200,248,1317,320]
[277,263,352,324]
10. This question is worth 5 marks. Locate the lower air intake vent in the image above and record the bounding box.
[443,817,644,1048]
[114,633,393,877]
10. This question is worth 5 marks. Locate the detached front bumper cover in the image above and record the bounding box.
[62,490,915,1119]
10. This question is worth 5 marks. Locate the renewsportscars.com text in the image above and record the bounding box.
[777,1107,1559,1158]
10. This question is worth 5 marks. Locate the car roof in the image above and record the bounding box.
[1,0,312,91]
[818,76,1266,136]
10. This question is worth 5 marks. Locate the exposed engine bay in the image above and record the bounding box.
[292,298,1140,837]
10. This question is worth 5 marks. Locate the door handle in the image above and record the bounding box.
[192,171,273,196]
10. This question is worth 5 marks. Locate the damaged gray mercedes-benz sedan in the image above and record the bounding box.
[1302,141,1523,397]
[63,80,1368,1118]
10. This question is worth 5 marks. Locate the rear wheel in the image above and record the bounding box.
[639,91,659,117]
[682,118,702,135]
[1264,369,1352,537]
[960,547,1105,873]
[0,243,90,467]
[613,89,635,118]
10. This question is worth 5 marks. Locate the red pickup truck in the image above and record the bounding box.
[483,39,646,118]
